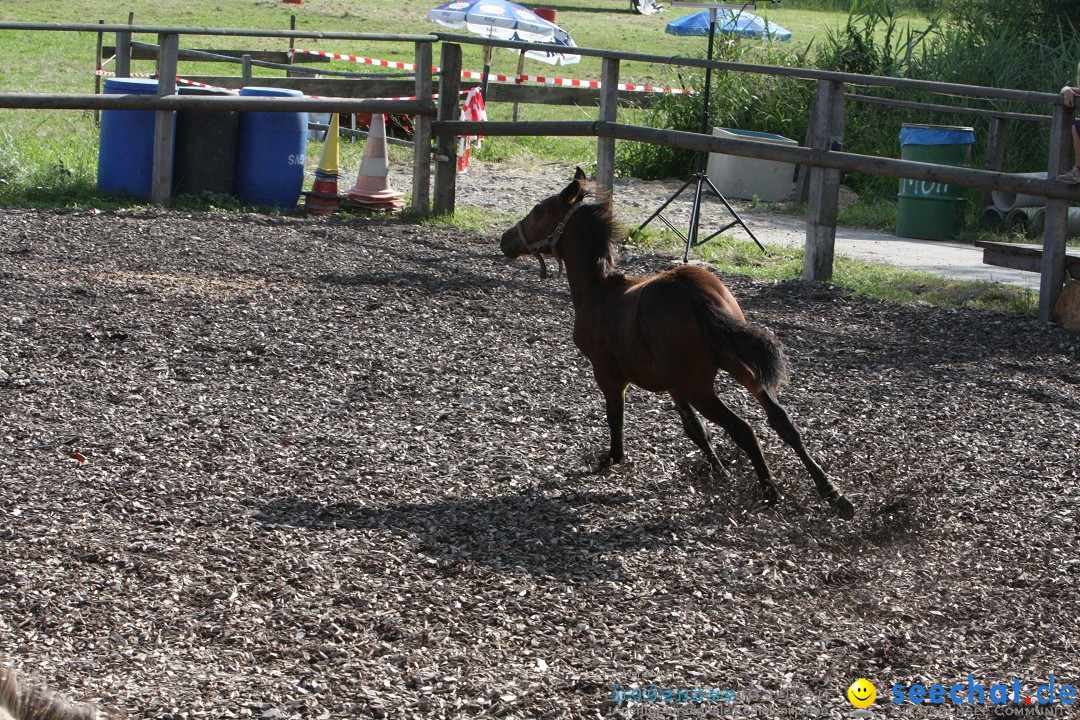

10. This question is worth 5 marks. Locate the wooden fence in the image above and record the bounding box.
[0,21,1077,323]
[427,32,1080,324]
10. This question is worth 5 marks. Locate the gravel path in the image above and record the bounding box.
[0,185,1078,719]
[455,160,1041,289]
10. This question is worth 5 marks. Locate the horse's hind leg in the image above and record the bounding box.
[754,389,855,520]
[670,393,721,470]
[688,393,780,505]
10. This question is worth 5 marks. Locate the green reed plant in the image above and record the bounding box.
[809,0,1080,201]
[615,38,816,180]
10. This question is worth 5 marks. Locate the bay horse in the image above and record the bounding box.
[500,168,854,520]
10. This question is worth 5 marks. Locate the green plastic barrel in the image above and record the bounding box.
[896,124,976,240]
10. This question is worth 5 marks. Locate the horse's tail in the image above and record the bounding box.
[0,664,99,720]
[697,304,790,393]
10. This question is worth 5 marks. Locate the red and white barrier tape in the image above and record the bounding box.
[96,69,155,78]
[176,78,240,93]
[291,48,418,71]
[292,47,688,94]
[96,71,240,94]
[95,70,436,101]
[517,74,689,94]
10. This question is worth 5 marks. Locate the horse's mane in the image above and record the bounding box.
[576,182,627,279]
[0,665,100,720]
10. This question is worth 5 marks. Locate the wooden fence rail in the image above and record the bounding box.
[0,94,429,114]
[431,32,1061,105]
[0,21,1076,323]
[0,21,435,43]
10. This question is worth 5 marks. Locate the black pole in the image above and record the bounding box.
[700,8,716,135]
[636,3,766,259]
[480,44,492,100]
[696,7,717,173]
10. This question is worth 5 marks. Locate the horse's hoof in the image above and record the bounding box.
[594,452,624,472]
[831,495,855,521]
[707,459,730,475]
[761,479,780,505]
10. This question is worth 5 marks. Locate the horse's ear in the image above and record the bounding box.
[561,178,584,205]
[561,166,589,204]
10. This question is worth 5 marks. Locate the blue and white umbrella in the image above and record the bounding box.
[511,23,580,65]
[665,8,792,41]
[429,0,556,42]
[430,0,562,96]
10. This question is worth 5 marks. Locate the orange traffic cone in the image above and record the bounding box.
[344,113,405,214]
[303,112,345,215]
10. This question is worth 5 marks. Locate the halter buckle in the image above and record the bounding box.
[514,203,582,280]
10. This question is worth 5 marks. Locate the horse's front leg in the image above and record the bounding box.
[593,366,628,467]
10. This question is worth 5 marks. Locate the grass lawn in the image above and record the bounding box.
[0,0,934,205]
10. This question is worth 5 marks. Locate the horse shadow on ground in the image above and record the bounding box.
[254,484,687,579]
[316,243,567,301]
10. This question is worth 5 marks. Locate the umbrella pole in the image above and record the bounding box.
[696,7,717,172]
[637,2,767,260]
[480,44,493,100]
[513,49,526,122]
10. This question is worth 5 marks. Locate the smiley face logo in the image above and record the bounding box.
[847,678,876,708]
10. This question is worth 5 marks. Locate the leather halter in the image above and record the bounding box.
[513,201,585,279]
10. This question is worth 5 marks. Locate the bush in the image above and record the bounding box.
[617,0,1080,202]
[814,0,1080,198]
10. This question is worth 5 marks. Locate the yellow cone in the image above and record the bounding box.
[317,112,340,176]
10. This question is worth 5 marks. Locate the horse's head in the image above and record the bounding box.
[500,167,591,262]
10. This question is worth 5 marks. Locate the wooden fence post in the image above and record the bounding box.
[94,20,104,125]
[115,30,131,78]
[981,115,1008,211]
[793,82,822,205]
[150,32,178,206]
[287,15,296,78]
[433,42,462,216]
[411,41,434,216]
[512,50,526,122]
[595,57,619,194]
[803,79,846,282]
[1040,101,1072,322]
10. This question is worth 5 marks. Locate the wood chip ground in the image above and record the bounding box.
[0,194,1077,719]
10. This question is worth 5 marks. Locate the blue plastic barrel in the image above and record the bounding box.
[234,87,308,210]
[97,77,162,198]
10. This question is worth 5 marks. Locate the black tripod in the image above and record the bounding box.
[636,2,767,262]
